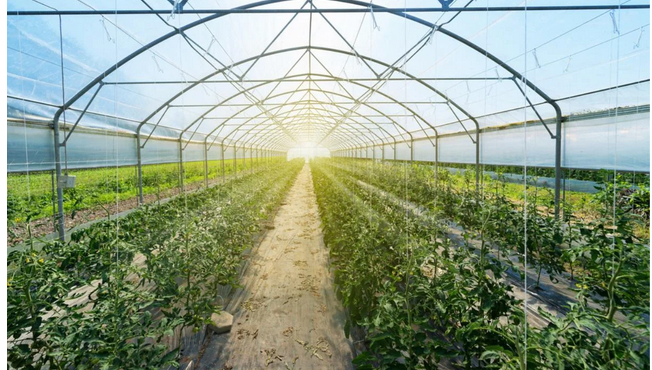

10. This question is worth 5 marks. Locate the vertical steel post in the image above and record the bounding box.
[178,139,184,192]
[410,140,414,163]
[554,117,562,219]
[434,136,439,186]
[204,140,209,188]
[51,170,56,232]
[475,130,480,196]
[221,145,226,183]
[234,146,238,178]
[137,134,144,204]
[52,114,66,242]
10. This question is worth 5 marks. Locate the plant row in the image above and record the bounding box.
[7,159,303,369]
[311,159,649,369]
[8,156,283,227]
[328,159,649,302]
[437,161,650,186]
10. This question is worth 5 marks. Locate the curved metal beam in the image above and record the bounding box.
[221,92,409,148]
[223,102,383,150]
[233,103,396,150]
[196,83,415,150]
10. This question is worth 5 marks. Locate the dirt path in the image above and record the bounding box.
[197,164,354,370]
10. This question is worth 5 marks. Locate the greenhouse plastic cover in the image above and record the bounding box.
[6,0,650,172]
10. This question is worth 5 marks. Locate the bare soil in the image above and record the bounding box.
[196,165,354,370]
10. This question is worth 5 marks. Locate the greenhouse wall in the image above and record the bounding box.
[7,122,285,173]
[335,110,650,173]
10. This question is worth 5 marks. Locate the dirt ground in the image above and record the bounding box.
[196,165,355,370]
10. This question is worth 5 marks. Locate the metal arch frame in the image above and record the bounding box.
[222,98,402,160]
[199,101,380,183]
[223,107,377,152]
[131,45,471,191]
[211,101,394,165]
[216,87,399,143]
[136,56,430,150]
[153,46,456,188]
[240,122,364,155]
[337,0,564,215]
[46,0,568,241]
[196,86,401,149]
[206,87,415,147]
[232,105,390,146]
[230,103,397,152]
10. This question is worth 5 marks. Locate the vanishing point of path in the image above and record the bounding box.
[197,164,355,369]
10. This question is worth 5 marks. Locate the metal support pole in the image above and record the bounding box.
[475,130,480,195]
[52,115,66,242]
[179,139,185,192]
[434,137,439,186]
[410,140,414,163]
[221,145,226,183]
[234,146,238,178]
[136,131,145,204]
[51,170,56,232]
[554,118,562,219]
[204,140,209,187]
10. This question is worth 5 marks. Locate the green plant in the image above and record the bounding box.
[7,159,303,367]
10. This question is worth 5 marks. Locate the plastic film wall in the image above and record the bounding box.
[7,123,286,173]
[337,110,650,173]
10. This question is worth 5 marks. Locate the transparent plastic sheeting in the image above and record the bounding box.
[9,110,649,173]
[336,110,650,173]
[7,124,281,173]
[7,1,650,149]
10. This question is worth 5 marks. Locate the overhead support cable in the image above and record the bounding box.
[11,4,649,15]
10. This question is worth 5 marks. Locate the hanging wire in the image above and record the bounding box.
[402,0,415,360]
[610,1,622,327]
[17,9,33,235]
[205,37,216,56]
[152,55,164,73]
[369,0,380,30]
[99,18,114,43]
[633,26,644,48]
[610,9,620,34]
[532,48,541,68]
[482,0,490,196]
[167,0,180,21]
[112,0,120,270]
[564,56,572,73]
[522,0,529,362]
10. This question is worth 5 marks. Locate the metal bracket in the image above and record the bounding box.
[167,0,188,13]
[438,0,454,10]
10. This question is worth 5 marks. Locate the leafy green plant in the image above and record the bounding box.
[7,159,303,368]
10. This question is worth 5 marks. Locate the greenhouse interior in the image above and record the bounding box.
[4,0,652,369]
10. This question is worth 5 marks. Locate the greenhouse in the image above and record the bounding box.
[4,0,651,368]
